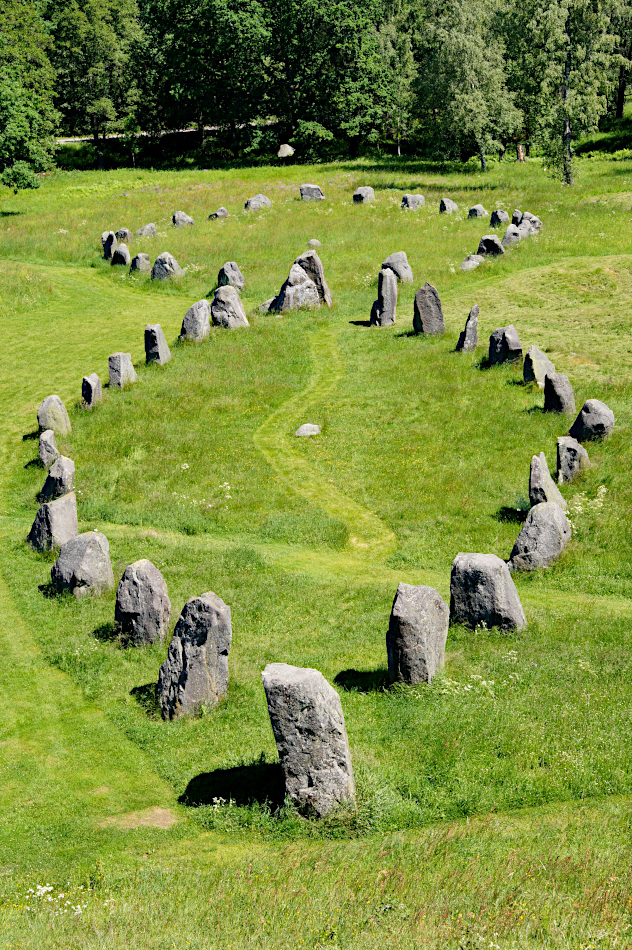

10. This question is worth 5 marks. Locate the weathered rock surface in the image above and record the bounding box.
[523,346,555,388]
[387,583,449,685]
[456,304,479,352]
[460,254,484,271]
[450,552,526,631]
[509,501,571,571]
[262,662,356,817]
[477,234,505,256]
[115,227,132,242]
[529,451,567,509]
[135,222,156,238]
[276,263,319,312]
[512,210,523,226]
[245,194,271,211]
[294,251,332,306]
[38,429,59,468]
[295,423,321,437]
[145,324,171,364]
[490,209,510,227]
[557,436,589,484]
[218,261,245,291]
[502,225,522,247]
[353,186,375,203]
[130,252,151,274]
[173,210,194,227]
[82,373,102,408]
[469,204,488,218]
[308,238,322,247]
[208,207,228,219]
[157,592,232,719]
[382,251,413,283]
[300,183,325,201]
[413,282,445,335]
[151,252,184,280]
[402,194,425,210]
[115,559,171,646]
[38,395,71,436]
[520,211,543,233]
[40,456,75,501]
[543,372,575,414]
[109,352,137,389]
[370,268,398,327]
[569,399,615,441]
[211,285,249,328]
[51,531,114,599]
[28,491,78,552]
[111,243,131,266]
[180,299,211,342]
[101,231,116,260]
[488,325,522,364]
[440,198,458,214]
[277,143,294,158]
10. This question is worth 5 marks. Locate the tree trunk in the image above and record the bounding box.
[499,145,505,160]
[349,135,360,158]
[516,144,525,162]
[480,147,486,172]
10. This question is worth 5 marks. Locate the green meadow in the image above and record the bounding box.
[1,155,632,948]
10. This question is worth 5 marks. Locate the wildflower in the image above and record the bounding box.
[181,463,189,470]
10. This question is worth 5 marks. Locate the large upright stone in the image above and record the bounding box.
[115,559,171,646]
[512,210,522,226]
[108,352,137,389]
[523,346,555,388]
[130,253,151,274]
[509,502,571,571]
[157,592,232,720]
[502,225,521,247]
[557,436,589,484]
[529,451,567,509]
[135,223,156,238]
[173,210,194,227]
[28,491,78,552]
[37,395,71,436]
[469,204,488,218]
[39,430,59,469]
[82,373,102,408]
[402,194,425,210]
[440,198,458,214]
[180,299,211,342]
[449,553,526,631]
[40,456,75,501]
[51,531,114,599]
[211,286,249,328]
[101,231,116,260]
[145,324,171,364]
[490,209,510,227]
[300,183,325,201]
[413,283,445,335]
[245,194,271,211]
[218,261,245,291]
[382,251,413,284]
[353,186,375,203]
[276,264,319,312]
[261,663,355,817]
[370,268,398,327]
[294,250,332,306]
[456,304,478,352]
[477,235,505,256]
[111,243,131,267]
[544,372,575,413]
[387,583,449,685]
[569,399,615,441]
[488,325,522,365]
[151,252,184,281]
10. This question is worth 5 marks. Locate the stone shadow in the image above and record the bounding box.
[130,682,161,718]
[93,621,120,643]
[179,759,285,809]
[349,319,371,327]
[334,668,389,692]
[495,506,529,524]
[22,430,39,442]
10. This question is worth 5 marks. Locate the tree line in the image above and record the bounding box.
[2,0,631,186]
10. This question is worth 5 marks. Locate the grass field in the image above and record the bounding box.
[1,154,632,948]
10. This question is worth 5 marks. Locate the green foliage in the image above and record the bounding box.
[1,160,41,194]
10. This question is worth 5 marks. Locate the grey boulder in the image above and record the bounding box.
[38,429,59,468]
[145,324,171,364]
[544,372,575,414]
[509,502,571,571]
[450,552,526,631]
[294,250,332,306]
[300,183,325,201]
[211,285,249,328]
[151,252,184,280]
[157,592,232,720]
[51,531,114,599]
[382,251,413,283]
[101,231,117,260]
[456,304,479,352]
[512,210,522,226]
[460,254,484,271]
[108,352,137,389]
[469,204,488,218]
[245,194,271,211]
[402,194,425,210]
[82,373,102,409]
[180,299,211,342]
[490,209,510,227]
[28,491,78,552]
[353,186,375,203]
[38,395,71,436]
[502,225,522,248]
[115,559,171,646]
[295,423,321,437]
[135,223,156,238]
[523,346,555,388]
[262,662,355,817]
[276,264,319,312]
[115,227,132,242]
[529,451,567,509]
[557,436,589,484]
[277,143,294,158]
[387,583,449,685]
[569,399,615,441]
[218,261,245,291]
[40,456,75,501]
[370,268,398,327]
[308,238,322,247]
[130,253,151,274]
[173,210,194,227]
[488,325,522,364]
[440,198,458,214]
[209,207,228,219]
[111,243,131,266]
[413,283,445,335]
[477,234,505,256]
[520,211,543,234]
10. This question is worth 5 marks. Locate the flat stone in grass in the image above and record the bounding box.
[101,231,116,259]
[145,324,171,365]
[262,662,356,817]
[151,252,184,280]
[82,373,102,409]
[130,253,151,274]
[111,243,131,266]
[509,501,571,571]
[387,583,449,685]
[180,299,211,342]
[51,531,114,599]
[276,264,319,312]
[353,186,375,203]
[490,209,509,227]
[382,251,413,283]
[569,399,615,441]
[460,254,484,271]
[115,559,171,646]
[115,227,132,242]
[41,456,75,501]
[413,282,445,335]
[28,491,78,552]
[295,423,321,437]
[402,194,425,210]
[208,207,228,219]
[173,210,194,227]
[502,225,522,247]
[488,325,522,365]
[449,552,526,631]
[37,395,71,436]
[456,304,479,352]
[108,352,137,390]
[523,345,555,388]
[557,436,589,484]
[135,222,156,237]
[294,250,332,306]
[157,592,232,720]
[245,194,271,211]
[529,451,567,509]
[38,430,59,469]
[469,204,488,218]
[544,372,575,414]
[308,238,322,247]
[370,268,398,327]
[211,285,249,328]
[218,261,245,291]
[477,234,505,256]
[300,183,325,201]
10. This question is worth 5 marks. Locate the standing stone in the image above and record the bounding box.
[402,194,425,210]
[569,399,615,441]
[294,251,332,306]
[38,430,59,469]
[529,451,567,509]
[277,143,294,158]
[276,264,319,312]
[115,559,171,646]
[173,210,194,227]
[449,552,526,631]
[28,491,78,552]
[135,223,156,238]
[145,324,171,365]
[295,423,321,437]
[488,325,522,365]
[108,352,138,389]
[40,456,75,501]
[245,194,271,211]
[370,268,398,327]
[180,299,211,342]
[469,204,488,218]
[512,210,523,226]
[101,231,117,260]
[456,305,479,352]
[477,235,505,256]
[37,395,71,436]
[520,211,543,233]
[490,209,510,227]
[353,186,375,203]
[544,372,575,414]
[382,251,413,283]
[130,253,151,274]
[209,207,228,219]
[413,283,445,335]
[460,254,485,271]
[211,285,249,328]
[218,261,245,291]
[557,436,589,484]
[157,592,232,720]
[509,502,571,571]
[300,183,325,201]
[387,583,449,685]
[440,198,458,214]
[523,346,555,388]
[111,243,131,267]
[151,252,184,280]
[261,663,356,817]
[82,373,102,408]
[115,227,132,242]
[502,225,522,247]
[51,531,114,599]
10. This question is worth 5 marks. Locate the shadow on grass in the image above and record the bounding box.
[334,668,389,692]
[93,621,120,643]
[22,430,39,442]
[38,582,58,599]
[0,211,22,217]
[349,319,372,327]
[525,405,545,415]
[24,458,43,470]
[496,506,529,524]
[130,682,161,718]
[180,759,285,809]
